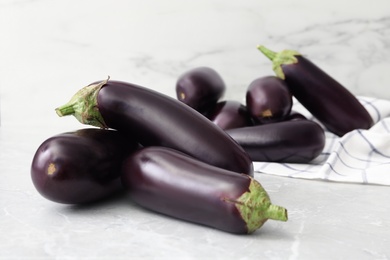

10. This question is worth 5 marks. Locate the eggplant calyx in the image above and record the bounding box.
[234,176,288,233]
[55,77,110,128]
[261,109,273,118]
[257,45,301,80]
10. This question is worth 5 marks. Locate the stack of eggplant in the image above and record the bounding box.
[176,46,373,163]
[31,45,373,234]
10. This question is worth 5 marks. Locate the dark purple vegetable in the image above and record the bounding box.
[121,147,287,234]
[55,78,253,176]
[258,45,373,136]
[226,120,325,163]
[205,100,254,130]
[246,76,292,124]
[31,128,139,204]
[286,110,307,121]
[176,67,225,113]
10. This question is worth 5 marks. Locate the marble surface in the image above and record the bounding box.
[1,0,390,259]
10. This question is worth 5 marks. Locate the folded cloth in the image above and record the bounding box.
[253,96,390,185]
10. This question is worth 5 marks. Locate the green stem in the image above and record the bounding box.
[264,204,288,222]
[234,177,288,233]
[256,45,301,80]
[257,45,277,61]
[55,77,110,128]
[55,104,75,117]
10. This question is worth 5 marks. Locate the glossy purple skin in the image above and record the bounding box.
[283,56,373,136]
[176,67,226,113]
[246,76,292,124]
[205,100,254,130]
[226,120,325,163]
[97,80,253,176]
[31,129,139,204]
[121,147,250,234]
[286,110,307,121]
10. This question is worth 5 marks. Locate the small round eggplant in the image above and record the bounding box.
[226,120,325,163]
[205,100,254,130]
[55,78,253,176]
[246,76,292,124]
[31,128,139,204]
[176,67,225,113]
[121,147,288,234]
[258,45,373,136]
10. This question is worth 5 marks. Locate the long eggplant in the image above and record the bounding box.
[176,67,225,113]
[55,78,253,176]
[121,147,287,234]
[226,120,325,163]
[31,128,139,204]
[258,45,373,136]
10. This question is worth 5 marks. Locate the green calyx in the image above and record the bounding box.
[257,45,301,80]
[233,176,288,233]
[55,77,110,128]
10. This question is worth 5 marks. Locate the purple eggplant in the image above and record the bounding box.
[31,128,139,204]
[121,147,288,234]
[175,67,225,113]
[205,100,254,130]
[286,110,307,121]
[55,78,253,176]
[246,76,292,124]
[226,120,325,163]
[258,45,373,136]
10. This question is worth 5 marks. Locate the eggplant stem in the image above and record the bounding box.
[257,45,301,80]
[234,177,288,233]
[55,77,110,128]
[55,105,74,117]
[257,45,277,61]
[265,204,288,221]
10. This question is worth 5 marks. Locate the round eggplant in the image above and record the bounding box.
[176,67,225,113]
[55,78,253,176]
[31,128,140,204]
[205,100,254,130]
[258,45,373,136]
[226,120,325,163]
[121,147,288,234]
[246,76,292,124]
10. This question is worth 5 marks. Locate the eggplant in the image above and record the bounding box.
[55,78,253,176]
[121,147,287,234]
[226,120,325,163]
[175,67,225,113]
[286,110,307,121]
[246,76,292,124]
[205,100,254,130]
[31,128,139,204]
[258,45,373,136]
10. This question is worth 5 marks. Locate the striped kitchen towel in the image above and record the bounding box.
[253,96,390,185]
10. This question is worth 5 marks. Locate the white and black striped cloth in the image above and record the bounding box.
[253,97,390,186]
